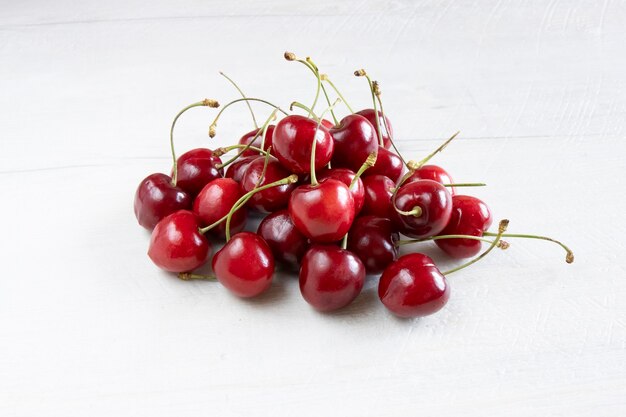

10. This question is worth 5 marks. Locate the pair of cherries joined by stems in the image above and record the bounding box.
[134,52,574,318]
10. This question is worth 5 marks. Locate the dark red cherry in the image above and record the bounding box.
[361,175,395,218]
[391,180,452,239]
[240,156,297,212]
[299,245,365,312]
[224,155,256,183]
[212,232,275,298]
[272,115,334,174]
[289,178,355,243]
[257,209,310,268]
[193,178,246,238]
[317,167,365,215]
[405,165,455,195]
[238,125,275,157]
[435,195,492,258]
[134,173,192,230]
[356,109,393,149]
[329,114,378,172]
[378,253,450,318]
[365,146,403,182]
[347,216,399,274]
[175,148,223,196]
[148,210,210,272]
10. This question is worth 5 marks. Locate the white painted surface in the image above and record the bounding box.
[1,1,625,416]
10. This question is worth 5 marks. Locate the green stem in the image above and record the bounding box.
[320,82,339,125]
[290,101,320,120]
[396,234,500,247]
[323,75,354,113]
[349,152,377,189]
[259,109,278,152]
[341,233,348,250]
[305,57,322,116]
[394,205,423,218]
[219,71,258,129]
[209,98,288,138]
[178,272,216,281]
[415,131,460,168]
[307,98,341,186]
[375,92,407,167]
[443,183,487,187]
[355,70,384,146]
[483,232,574,263]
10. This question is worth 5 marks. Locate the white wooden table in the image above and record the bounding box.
[1,1,625,416]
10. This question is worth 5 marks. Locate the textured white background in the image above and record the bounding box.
[1,1,625,416]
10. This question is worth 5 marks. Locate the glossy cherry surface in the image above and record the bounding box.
[257,209,310,268]
[317,167,365,215]
[347,216,399,274]
[289,178,355,243]
[299,245,365,312]
[405,164,455,195]
[329,114,378,172]
[378,253,450,318]
[272,115,334,174]
[224,155,256,183]
[193,178,246,238]
[240,156,296,212]
[356,109,393,149]
[238,125,275,157]
[365,146,403,182]
[436,195,493,258]
[134,173,192,230]
[391,179,452,239]
[361,175,395,218]
[212,232,275,298]
[174,148,223,196]
[147,210,210,273]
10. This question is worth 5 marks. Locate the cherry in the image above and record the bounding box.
[378,253,449,318]
[329,114,378,172]
[365,146,403,182]
[212,232,275,298]
[405,164,455,194]
[134,173,192,230]
[238,125,276,157]
[272,115,334,174]
[193,178,247,238]
[240,156,297,212]
[317,167,365,215]
[321,119,335,130]
[257,209,310,268]
[391,179,453,239]
[356,109,392,149]
[174,148,223,196]
[148,210,210,272]
[347,216,399,274]
[361,175,395,218]
[299,245,365,312]
[224,155,256,183]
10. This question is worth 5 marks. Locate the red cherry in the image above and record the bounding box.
[299,245,365,312]
[240,156,297,212]
[257,209,310,268]
[435,195,493,258]
[356,109,393,149]
[238,125,275,157]
[405,164,455,194]
[289,178,355,243]
[174,148,223,196]
[212,232,275,298]
[148,210,210,272]
[224,155,256,183]
[365,146,403,182]
[317,167,365,215]
[361,175,395,218]
[272,115,334,174]
[391,180,453,239]
[321,119,335,129]
[329,114,378,172]
[378,253,450,318]
[347,216,399,274]
[193,178,246,238]
[134,173,192,230]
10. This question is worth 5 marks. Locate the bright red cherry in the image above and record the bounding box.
[329,114,378,172]
[365,146,403,182]
[224,155,256,183]
[272,115,334,174]
[174,148,223,196]
[134,173,191,230]
[321,119,335,129]
[391,179,452,239]
[317,167,365,215]
[193,178,246,238]
[405,165,455,195]
[238,125,275,156]
[148,210,210,272]
[378,253,450,318]
[257,210,310,269]
[356,109,393,149]
[240,156,297,212]
[212,232,275,298]
[347,216,399,274]
[299,245,365,312]
[289,178,355,243]
[435,195,492,258]
[361,175,395,218]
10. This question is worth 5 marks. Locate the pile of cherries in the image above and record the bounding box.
[134,52,574,318]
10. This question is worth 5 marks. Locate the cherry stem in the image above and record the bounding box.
[254,146,272,189]
[482,232,574,263]
[290,101,320,120]
[394,205,423,218]
[219,71,258,129]
[170,99,219,186]
[307,98,341,186]
[321,74,354,113]
[341,233,348,250]
[374,82,408,167]
[414,131,461,169]
[259,109,278,152]
[443,183,487,187]
[443,220,509,275]
[396,234,509,248]
[284,52,323,119]
[349,152,377,189]
[209,98,288,138]
[354,69,384,147]
[178,272,216,281]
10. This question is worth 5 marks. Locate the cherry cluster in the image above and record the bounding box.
[134,52,574,318]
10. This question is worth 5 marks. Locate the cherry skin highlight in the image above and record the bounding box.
[257,209,310,269]
[435,195,492,258]
[299,245,365,312]
[238,125,276,157]
[378,253,450,318]
[361,175,395,219]
[193,178,246,238]
[365,146,403,182]
[212,232,275,298]
[356,109,393,149]
[174,148,223,196]
[147,210,210,273]
[329,114,378,172]
[240,156,297,212]
[347,216,399,274]
[134,173,192,230]
[317,167,365,215]
[405,164,455,195]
